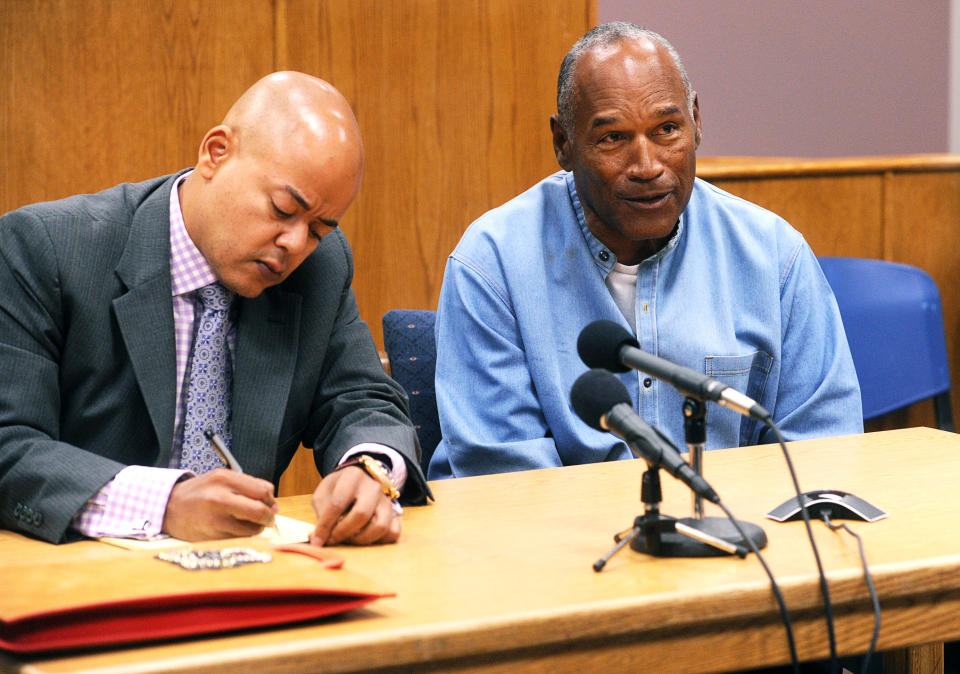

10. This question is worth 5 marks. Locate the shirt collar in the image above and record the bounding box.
[564,170,685,273]
[169,170,218,297]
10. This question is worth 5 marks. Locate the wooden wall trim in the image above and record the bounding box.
[698,153,960,180]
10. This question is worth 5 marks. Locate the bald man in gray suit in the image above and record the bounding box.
[0,72,430,545]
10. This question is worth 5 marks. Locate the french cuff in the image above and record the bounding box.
[72,465,190,540]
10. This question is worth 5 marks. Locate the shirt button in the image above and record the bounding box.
[599,250,610,262]
[643,378,653,388]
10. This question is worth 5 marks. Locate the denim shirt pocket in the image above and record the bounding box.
[704,351,774,446]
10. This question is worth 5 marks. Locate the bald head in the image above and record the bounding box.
[180,72,367,297]
[223,72,364,205]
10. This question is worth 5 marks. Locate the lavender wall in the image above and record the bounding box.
[598,0,950,157]
[952,0,960,152]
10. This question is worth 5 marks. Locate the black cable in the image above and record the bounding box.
[716,500,800,674]
[764,420,839,673]
[821,512,881,674]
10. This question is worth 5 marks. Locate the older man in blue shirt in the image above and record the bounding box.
[429,23,861,479]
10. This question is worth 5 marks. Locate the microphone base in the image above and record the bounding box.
[630,516,767,558]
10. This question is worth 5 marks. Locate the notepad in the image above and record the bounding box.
[97,514,315,551]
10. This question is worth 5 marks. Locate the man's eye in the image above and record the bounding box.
[599,133,624,144]
[273,203,292,218]
[659,123,679,135]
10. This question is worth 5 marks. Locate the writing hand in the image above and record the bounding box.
[309,467,400,546]
[162,469,279,541]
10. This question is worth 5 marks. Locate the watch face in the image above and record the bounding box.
[359,455,399,499]
[362,456,384,475]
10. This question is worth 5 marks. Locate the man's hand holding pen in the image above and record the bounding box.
[161,428,280,541]
[162,470,280,541]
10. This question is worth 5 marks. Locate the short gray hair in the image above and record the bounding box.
[557,22,694,132]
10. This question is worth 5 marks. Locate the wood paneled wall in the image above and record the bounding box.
[0,1,273,212]
[699,155,960,433]
[276,0,595,345]
[1,0,594,495]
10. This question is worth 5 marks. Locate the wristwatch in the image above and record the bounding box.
[335,454,401,500]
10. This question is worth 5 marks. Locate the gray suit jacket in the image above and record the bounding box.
[0,172,429,543]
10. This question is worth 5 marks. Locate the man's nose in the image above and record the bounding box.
[276,221,310,255]
[625,137,664,180]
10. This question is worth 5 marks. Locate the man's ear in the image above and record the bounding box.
[549,115,574,171]
[195,125,235,178]
[692,93,702,149]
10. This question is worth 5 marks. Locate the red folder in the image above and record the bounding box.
[0,540,391,654]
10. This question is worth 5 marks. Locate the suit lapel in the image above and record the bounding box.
[112,174,182,466]
[232,289,301,478]
[109,171,300,475]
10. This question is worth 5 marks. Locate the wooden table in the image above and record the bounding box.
[5,427,960,673]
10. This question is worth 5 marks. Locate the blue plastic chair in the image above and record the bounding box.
[818,256,954,431]
[382,310,441,472]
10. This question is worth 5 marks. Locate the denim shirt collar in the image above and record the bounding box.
[564,170,684,274]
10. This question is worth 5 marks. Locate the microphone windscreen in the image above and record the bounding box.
[570,369,632,430]
[577,320,637,372]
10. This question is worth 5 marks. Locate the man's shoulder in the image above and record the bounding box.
[690,178,779,218]
[477,171,569,223]
[0,173,183,270]
[688,178,802,240]
[455,171,573,251]
[3,173,181,230]
[685,178,812,282]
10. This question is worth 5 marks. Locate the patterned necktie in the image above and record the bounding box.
[179,283,236,474]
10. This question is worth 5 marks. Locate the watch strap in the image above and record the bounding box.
[334,454,401,500]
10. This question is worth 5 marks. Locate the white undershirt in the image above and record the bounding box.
[604,262,640,331]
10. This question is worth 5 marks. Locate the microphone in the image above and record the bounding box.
[570,369,720,504]
[577,320,771,422]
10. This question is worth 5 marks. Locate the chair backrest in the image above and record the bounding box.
[818,256,954,430]
[381,310,441,472]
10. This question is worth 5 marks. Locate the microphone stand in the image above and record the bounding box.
[593,463,748,572]
[676,397,767,552]
[685,397,708,518]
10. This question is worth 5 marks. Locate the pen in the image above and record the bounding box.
[204,428,280,535]
[203,428,243,472]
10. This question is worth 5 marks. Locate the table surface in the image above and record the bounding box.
[5,427,960,673]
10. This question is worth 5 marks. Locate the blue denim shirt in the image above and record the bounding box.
[429,172,862,479]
